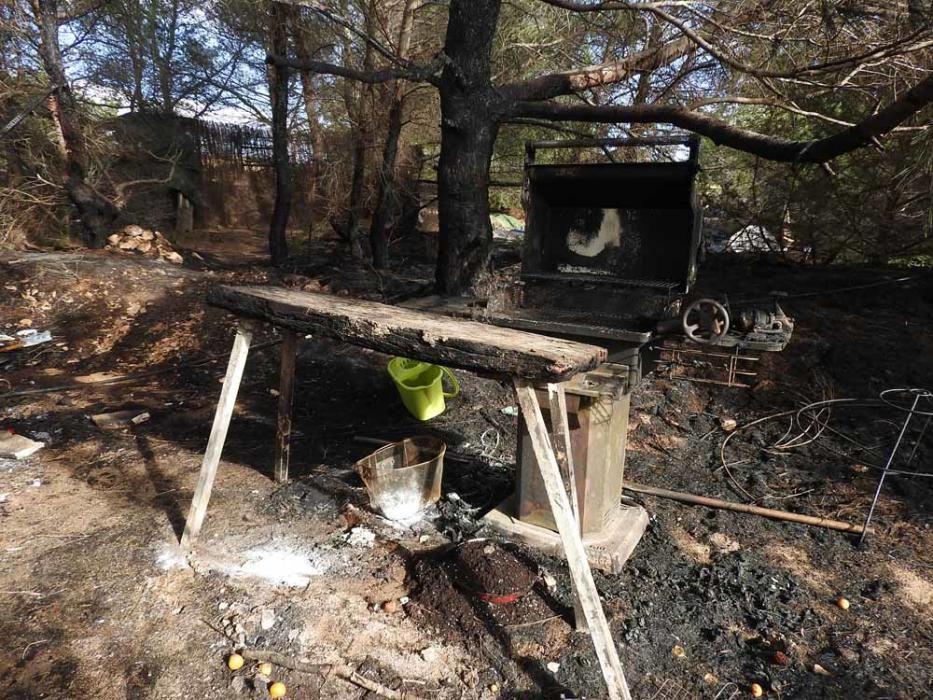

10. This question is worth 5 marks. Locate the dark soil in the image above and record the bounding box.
[2,238,932,699]
[453,540,538,598]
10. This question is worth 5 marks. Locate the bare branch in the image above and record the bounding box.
[533,0,933,80]
[266,53,442,85]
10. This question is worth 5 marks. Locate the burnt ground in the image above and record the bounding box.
[0,237,932,699]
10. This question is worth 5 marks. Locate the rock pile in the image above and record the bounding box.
[106,225,183,264]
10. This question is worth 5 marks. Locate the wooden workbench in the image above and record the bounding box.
[182,284,632,700]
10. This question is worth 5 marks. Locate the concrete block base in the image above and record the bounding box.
[482,496,649,574]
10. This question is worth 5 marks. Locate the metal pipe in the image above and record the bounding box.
[623,481,872,535]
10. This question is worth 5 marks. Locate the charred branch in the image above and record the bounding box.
[510,73,933,163]
[501,36,694,101]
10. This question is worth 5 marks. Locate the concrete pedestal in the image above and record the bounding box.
[483,495,649,574]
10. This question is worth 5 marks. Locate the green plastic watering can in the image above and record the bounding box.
[387,357,460,421]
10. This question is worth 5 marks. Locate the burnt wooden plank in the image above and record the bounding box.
[208,285,606,381]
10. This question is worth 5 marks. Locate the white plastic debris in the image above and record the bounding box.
[501,406,519,417]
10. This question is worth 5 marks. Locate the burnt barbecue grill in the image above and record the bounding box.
[407,136,793,571]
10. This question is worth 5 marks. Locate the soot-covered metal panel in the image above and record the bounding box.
[522,156,701,292]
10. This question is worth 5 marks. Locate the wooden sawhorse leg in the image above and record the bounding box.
[514,379,632,700]
[180,321,254,548]
[546,384,588,633]
[274,330,298,483]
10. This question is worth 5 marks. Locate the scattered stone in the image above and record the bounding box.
[750,682,764,697]
[260,608,275,631]
[106,225,184,264]
[671,645,686,658]
[546,661,560,673]
[420,646,441,663]
[836,596,850,611]
[0,432,44,459]
[345,526,376,548]
[91,410,150,429]
[812,663,830,676]
[709,532,741,553]
[703,673,719,685]
[719,416,738,432]
[382,600,399,614]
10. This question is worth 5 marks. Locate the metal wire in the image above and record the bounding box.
[860,388,933,544]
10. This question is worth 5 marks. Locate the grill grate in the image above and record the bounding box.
[649,679,740,700]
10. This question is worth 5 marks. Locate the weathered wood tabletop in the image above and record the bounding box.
[208,285,607,382]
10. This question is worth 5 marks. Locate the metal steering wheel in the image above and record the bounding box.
[681,298,730,344]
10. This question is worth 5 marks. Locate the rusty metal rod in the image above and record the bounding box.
[623,481,873,535]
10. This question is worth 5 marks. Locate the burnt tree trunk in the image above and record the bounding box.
[32,0,118,247]
[267,1,292,265]
[368,96,402,269]
[435,0,502,295]
[368,0,417,269]
[344,121,367,259]
[292,19,326,247]
[340,2,376,260]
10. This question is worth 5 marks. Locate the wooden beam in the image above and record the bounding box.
[274,330,298,483]
[208,285,606,382]
[515,380,631,700]
[180,322,254,548]
[547,383,588,633]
